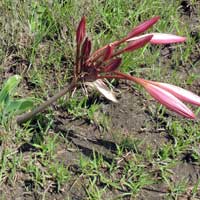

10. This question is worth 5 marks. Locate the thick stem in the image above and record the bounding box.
[113,71,147,86]
[97,72,146,86]
[16,80,76,125]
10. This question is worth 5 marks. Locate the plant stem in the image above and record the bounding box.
[16,80,76,125]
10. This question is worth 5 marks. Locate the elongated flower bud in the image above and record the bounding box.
[103,58,122,72]
[149,33,186,44]
[76,16,86,45]
[103,44,114,61]
[127,16,160,38]
[150,82,200,106]
[124,35,153,52]
[81,37,92,60]
[144,83,195,119]
[127,33,186,44]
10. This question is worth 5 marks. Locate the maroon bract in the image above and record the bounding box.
[76,16,86,46]
[74,16,200,119]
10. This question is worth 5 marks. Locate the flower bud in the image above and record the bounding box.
[144,83,195,119]
[124,35,153,52]
[127,16,160,38]
[103,58,122,72]
[76,16,86,45]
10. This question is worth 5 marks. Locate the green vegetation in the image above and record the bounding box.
[0,0,200,199]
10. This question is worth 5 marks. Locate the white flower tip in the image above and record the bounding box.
[85,80,118,103]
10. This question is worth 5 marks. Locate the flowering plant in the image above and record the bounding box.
[74,16,200,119]
[16,16,200,124]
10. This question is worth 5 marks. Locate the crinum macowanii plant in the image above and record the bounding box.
[16,16,200,124]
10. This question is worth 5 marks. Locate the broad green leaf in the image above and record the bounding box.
[0,75,21,104]
[5,98,34,114]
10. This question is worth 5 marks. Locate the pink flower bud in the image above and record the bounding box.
[149,33,186,44]
[151,82,200,106]
[76,16,86,45]
[144,83,195,119]
[127,16,160,38]
[127,33,186,44]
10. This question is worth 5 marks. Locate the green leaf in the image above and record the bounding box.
[0,75,21,104]
[5,98,34,114]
